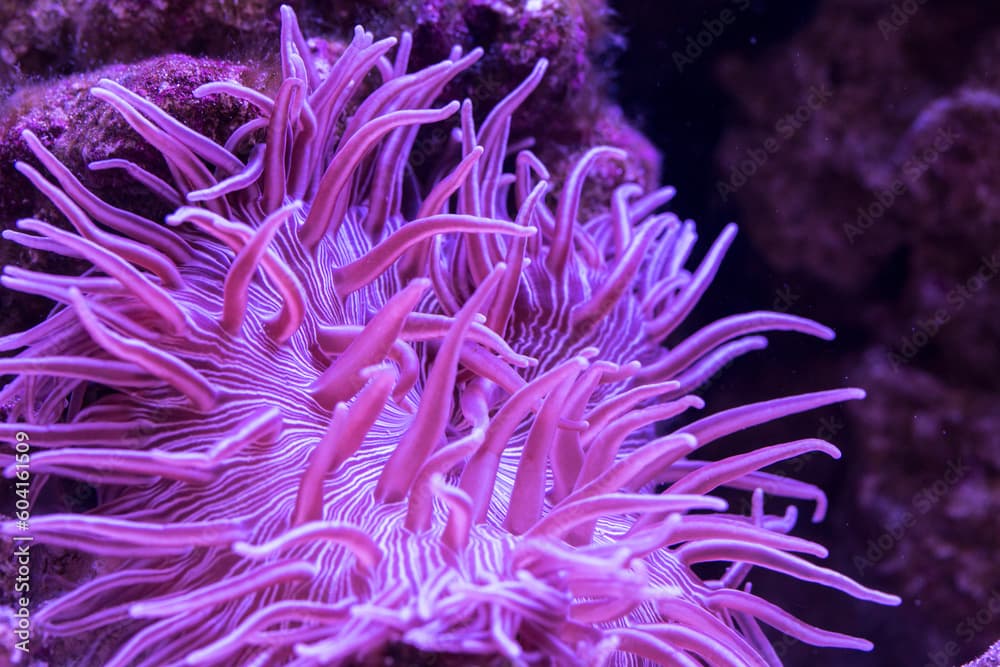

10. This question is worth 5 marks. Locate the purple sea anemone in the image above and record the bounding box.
[1,7,899,666]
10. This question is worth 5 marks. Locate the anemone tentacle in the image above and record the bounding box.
[0,6,898,666]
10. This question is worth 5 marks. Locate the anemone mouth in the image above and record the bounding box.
[0,5,898,667]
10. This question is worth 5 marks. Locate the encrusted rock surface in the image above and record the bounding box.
[0,0,286,87]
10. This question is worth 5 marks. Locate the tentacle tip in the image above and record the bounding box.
[882,593,903,607]
[164,207,200,227]
[19,138,45,161]
[359,363,393,381]
[91,79,119,96]
[231,541,253,556]
[679,433,699,449]
[811,504,828,523]
[127,603,150,619]
[607,147,630,161]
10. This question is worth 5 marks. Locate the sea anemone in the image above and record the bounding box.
[0,7,899,666]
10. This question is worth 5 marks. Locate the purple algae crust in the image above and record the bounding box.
[1,6,899,667]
